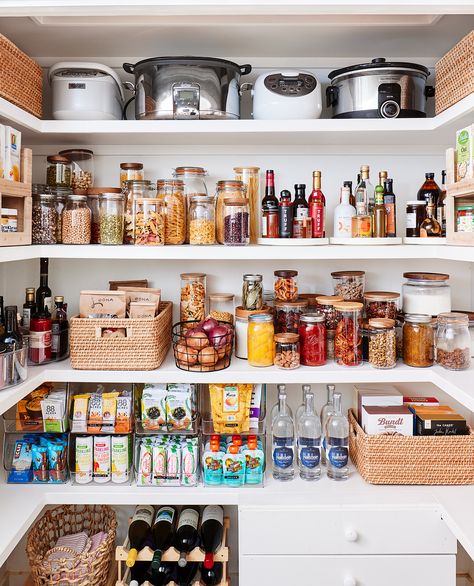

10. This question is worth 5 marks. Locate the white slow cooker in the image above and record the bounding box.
[49,62,125,120]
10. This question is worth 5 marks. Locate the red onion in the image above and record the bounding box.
[200,317,219,334]
[184,326,204,338]
[208,325,229,348]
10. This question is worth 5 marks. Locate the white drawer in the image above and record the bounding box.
[239,507,456,555]
[240,554,456,586]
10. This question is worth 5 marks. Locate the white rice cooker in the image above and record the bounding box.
[49,62,125,120]
[251,69,322,119]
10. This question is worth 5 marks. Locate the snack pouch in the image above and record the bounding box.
[141,385,167,430]
[87,394,103,433]
[166,388,193,431]
[209,384,253,433]
[182,438,198,486]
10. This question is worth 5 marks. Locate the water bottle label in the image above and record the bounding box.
[328,445,348,468]
[298,437,320,468]
[273,446,293,468]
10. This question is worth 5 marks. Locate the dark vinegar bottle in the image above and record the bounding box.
[200,505,224,570]
[417,173,441,209]
[200,562,224,585]
[51,296,69,360]
[0,306,23,351]
[151,506,177,570]
[36,257,52,314]
[175,507,200,568]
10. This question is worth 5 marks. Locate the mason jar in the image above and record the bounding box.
[223,198,250,246]
[248,313,275,367]
[88,187,122,244]
[436,312,471,371]
[99,192,125,245]
[188,195,216,245]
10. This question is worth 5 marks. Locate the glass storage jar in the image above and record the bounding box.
[327,329,336,360]
[123,180,156,244]
[402,314,434,367]
[133,198,165,245]
[299,294,321,314]
[402,272,451,316]
[59,149,94,192]
[242,274,263,311]
[406,200,426,237]
[234,166,260,244]
[189,195,216,245]
[88,187,122,244]
[209,293,235,324]
[62,194,91,244]
[315,295,343,330]
[32,193,58,244]
[274,332,300,370]
[157,179,186,245]
[46,155,71,188]
[364,291,400,320]
[274,270,298,302]
[173,166,208,241]
[120,162,143,187]
[360,320,371,362]
[275,299,308,334]
[235,305,271,359]
[99,192,125,245]
[223,198,249,246]
[299,313,326,366]
[453,311,474,357]
[331,270,365,301]
[52,187,70,244]
[248,313,275,367]
[435,312,471,371]
[368,318,397,369]
[216,180,246,244]
[333,301,363,366]
[180,273,206,322]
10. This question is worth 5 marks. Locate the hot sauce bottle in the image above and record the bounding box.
[309,170,326,237]
[278,190,293,238]
[261,170,279,238]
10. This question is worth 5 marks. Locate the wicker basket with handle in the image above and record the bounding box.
[435,30,474,115]
[26,505,116,586]
[70,301,172,370]
[0,34,43,118]
[349,409,474,485]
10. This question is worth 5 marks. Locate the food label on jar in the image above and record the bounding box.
[261,216,268,237]
[327,443,348,468]
[29,330,52,349]
[298,437,321,468]
[273,437,294,469]
[223,386,239,412]
[406,211,417,229]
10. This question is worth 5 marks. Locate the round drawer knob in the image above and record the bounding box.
[344,576,357,586]
[344,528,359,542]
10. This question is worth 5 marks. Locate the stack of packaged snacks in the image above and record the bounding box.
[140,384,196,432]
[74,434,132,485]
[202,434,264,487]
[8,433,68,484]
[208,384,254,433]
[71,388,133,433]
[136,435,198,487]
[15,384,68,433]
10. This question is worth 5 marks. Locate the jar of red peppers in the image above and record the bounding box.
[275,299,308,334]
[274,270,298,302]
[364,291,400,320]
[299,313,326,366]
[334,301,363,366]
[299,294,321,313]
[315,295,343,329]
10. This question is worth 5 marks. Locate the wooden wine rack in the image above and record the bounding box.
[115,517,230,586]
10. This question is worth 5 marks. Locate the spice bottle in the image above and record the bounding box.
[29,307,52,364]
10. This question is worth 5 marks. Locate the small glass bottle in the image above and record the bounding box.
[297,390,321,481]
[22,288,36,333]
[99,192,125,245]
[333,186,356,238]
[223,198,249,246]
[320,384,335,465]
[292,210,313,238]
[248,313,275,367]
[417,172,441,208]
[133,198,165,245]
[384,178,397,237]
[373,183,387,237]
[436,312,471,371]
[278,190,293,238]
[274,332,300,370]
[420,196,442,237]
[406,201,426,237]
[326,392,349,481]
[272,388,295,481]
[189,195,216,245]
[333,301,363,366]
[368,318,397,369]
[29,306,52,364]
[51,295,69,361]
[437,170,446,237]
[62,194,91,244]
[242,274,263,311]
[261,170,279,238]
[351,213,372,238]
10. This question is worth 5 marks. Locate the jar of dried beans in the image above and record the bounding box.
[368,318,397,369]
[216,180,246,244]
[274,332,300,370]
[315,295,343,329]
[62,194,91,244]
[402,314,434,367]
[274,270,298,302]
[180,273,206,322]
[223,198,249,246]
[334,301,363,366]
[234,166,260,244]
[32,193,58,244]
[331,270,365,302]
[99,192,125,245]
[133,198,165,245]
[299,313,326,366]
[364,291,400,320]
[275,299,308,334]
[436,312,471,371]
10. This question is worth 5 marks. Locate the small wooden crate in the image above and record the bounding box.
[115,517,230,586]
[445,147,474,246]
[0,147,32,247]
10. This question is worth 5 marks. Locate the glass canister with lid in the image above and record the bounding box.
[62,194,91,244]
[157,179,186,245]
[209,293,235,324]
[299,294,321,314]
[315,295,343,330]
[173,166,208,234]
[368,318,397,369]
[133,198,165,245]
[223,198,250,246]
[274,332,300,370]
[242,274,263,311]
[189,195,216,245]
[180,273,206,323]
[88,187,122,244]
[274,270,298,302]
[248,313,275,367]
[364,291,400,320]
[59,149,94,192]
[331,270,365,301]
[453,311,474,357]
[436,312,471,371]
[99,192,125,245]
[52,187,71,244]
[123,180,156,244]
[46,155,71,188]
[120,162,144,187]
[235,305,271,359]
[402,272,451,316]
[299,312,326,366]
[215,180,246,244]
[275,298,308,334]
[333,301,363,366]
[234,166,260,244]
[402,314,434,367]
[32,193,58,244]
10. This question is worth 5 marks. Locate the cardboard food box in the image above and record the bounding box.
[362,405,414,436]
[416,412,468,436]
[354,384,402,422]
[403,396,439,407]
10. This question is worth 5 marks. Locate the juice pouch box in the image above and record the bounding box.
[141,385,167,430]
[166,387,193,431]
[223,445,245,487]
[202,443,224,486]
[4,126,21,182]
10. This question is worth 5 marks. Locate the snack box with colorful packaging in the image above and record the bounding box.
[138,383,197,434]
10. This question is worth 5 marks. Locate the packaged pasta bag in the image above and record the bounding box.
[209,384,253,433]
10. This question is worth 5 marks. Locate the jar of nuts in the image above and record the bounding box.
[274,332,300,370]
[59,149,94,192]
[189,195,216,245]
[274,270,298,302]
[133,198,165,245]
[99,192,125,245]
[364,291,400,320]
[333,301,363,366]
[436,312,471,371]
[368,318,397,369]
[32,193,58,244]
[331,270,365,301]
[62,194,91,244]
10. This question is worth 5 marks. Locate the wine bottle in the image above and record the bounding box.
[175,507,200,568]
[200,505,224,570]
[200,562,223,585]
[147,562,175,586]
[151,506,176,570]
[0,306,23,351]
[22,288,36,333]
[126,505,155,567]
[176,562,199,586]
[36,257,52,314]
[51,296,69,360]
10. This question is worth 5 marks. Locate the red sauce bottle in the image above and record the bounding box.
[29,307,52,364]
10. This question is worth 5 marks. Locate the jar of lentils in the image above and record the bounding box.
[299,313,326,366]
[88,187,122,244]
[331,270,365,301]
[46,155,71,188]
[99,192,125,245]
[275,298,308,334]
[368,318,397,369]
[436,312,471,371]
[62,194,91,244]
[364,291,400,320]
[402,314,434,367]
[274,332,300,370]
[334,301,363,366]
[32,193,58,244]
[274,270,298,302]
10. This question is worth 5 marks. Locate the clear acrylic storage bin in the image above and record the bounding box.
[0,345,28,391]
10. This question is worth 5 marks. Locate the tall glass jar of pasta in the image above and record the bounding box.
[234,166,260,244]
[122,179,156,244]
[173,166,208,241]
[157,179,186,245]
[180,273,207,323]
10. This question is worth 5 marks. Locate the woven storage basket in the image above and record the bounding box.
[435,30,474,115]
[26,505,116,586]
[349,409,474,485]
[70,301,172,370]
[0,34,43,118]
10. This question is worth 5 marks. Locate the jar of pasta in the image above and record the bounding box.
[189,195,216,245]
[133,198,165,245]
[248,313,275,367]
[402,314,434,367]
[209,293,234,324]
[157,179,186,245]
[242,274,263,311]
[215,180,246,244]
[123,179,156,244]
[180,273,206,322]
[173,166,208,241]
[333,301,363,366]
[120,162,143,187]
[274,270,298,302]
[234,166,260,244]
[275,298,308,334]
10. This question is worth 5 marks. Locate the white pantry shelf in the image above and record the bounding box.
[1,243,474,263]
[0,94,473,147]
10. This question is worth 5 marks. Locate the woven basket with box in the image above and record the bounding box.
[435,30,474,115]
[0,34,43,118]
[349,409,474,485]
[26,505,116,586]
[70,301,172,370]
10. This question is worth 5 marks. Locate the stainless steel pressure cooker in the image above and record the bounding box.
[326,58,435,119]
[123,56,252,120]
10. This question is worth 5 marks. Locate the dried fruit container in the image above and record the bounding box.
[364,291,400,320]
[274,332,300,370]
[334,301,363,366]
[274,299,308,334]
[274,270,298,302]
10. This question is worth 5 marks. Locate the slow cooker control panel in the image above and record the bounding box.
[264,73,316,96]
